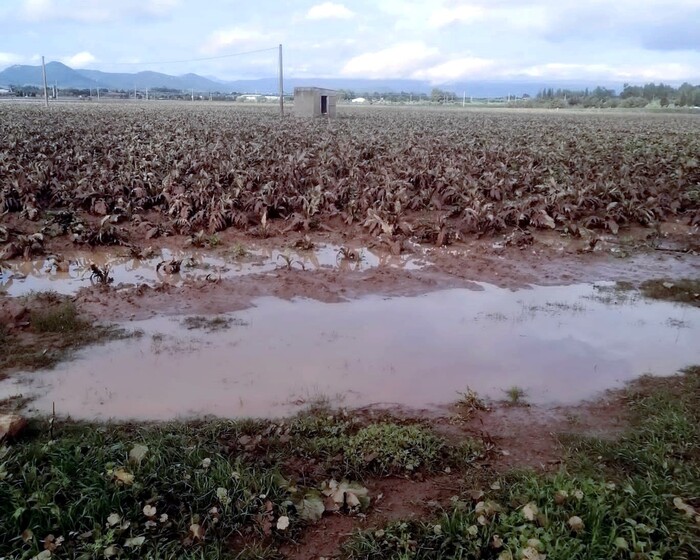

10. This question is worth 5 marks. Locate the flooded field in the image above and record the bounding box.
[0,244,426,297]
[2,282,697,420]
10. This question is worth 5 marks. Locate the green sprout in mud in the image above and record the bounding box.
[227,243,248,260]
[504,386,527,406]
[456,387,489,418]
[276,253,304,271]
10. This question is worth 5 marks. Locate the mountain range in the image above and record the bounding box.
[0,61,621,97]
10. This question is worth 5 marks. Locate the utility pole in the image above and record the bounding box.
[278,44,284,117]
[41,56,49,108]
[146,88,149,101]
[97,84,100,101]
[463,91,466,107]
[191,88,194,101]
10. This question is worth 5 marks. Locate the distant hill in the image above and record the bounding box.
[0,61,97,89]
[77,69,225,92]
[0,61,624,97]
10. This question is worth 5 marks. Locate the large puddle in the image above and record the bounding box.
[1,283,698,420]
[0,244,426,297]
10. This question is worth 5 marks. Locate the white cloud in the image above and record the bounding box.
[428,5,486,28]
[306,2,354,20]
[413,56,496,82]
[341,41,440,78]
[200,27,272,55]
[20,0,179,23]
[0,52,25,66]
[514,61,700,82]
[61,51,97,67]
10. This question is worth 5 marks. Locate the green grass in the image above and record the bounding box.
[29,301,90,333]
[0,422,291,559]
[0,293,136,378]
[639,279,700,307]
[341,367,700,559]
[181,316,234,332]
[289,415,482,478]
[0,412,477,558]
[503,386,527,406]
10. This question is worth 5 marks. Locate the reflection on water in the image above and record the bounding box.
[0,244,426,296]
[1,283,697,420]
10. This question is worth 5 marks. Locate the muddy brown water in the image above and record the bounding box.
[0,244,426,297]
[1,283,698,420]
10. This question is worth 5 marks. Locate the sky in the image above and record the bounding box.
[1,0,699,85]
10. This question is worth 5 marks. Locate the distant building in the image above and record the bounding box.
[0,86,12,96]
[237,94,263,102]
[351,97,368,104]
[294,87,337,118]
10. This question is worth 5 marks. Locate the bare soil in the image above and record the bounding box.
[280,391,630,560]
[0,225,697,559]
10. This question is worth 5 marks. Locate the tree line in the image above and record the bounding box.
[535,82,700,108]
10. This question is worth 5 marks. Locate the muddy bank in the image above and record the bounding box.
[2,228,698,322]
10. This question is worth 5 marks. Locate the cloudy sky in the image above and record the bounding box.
[1,0,699,84]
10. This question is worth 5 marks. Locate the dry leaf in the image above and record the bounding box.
[112,468,134,486]
[276,516,290,530]
[522,502,538,521]
[124,536,145,548]
[521,546,546,560]
[189,523,205,541]
[295,492,325,522]
[129,444,149,465]
[674,497,697,517]
[568,515,585,532]
[143,505,157,517]
[106,513,121,527]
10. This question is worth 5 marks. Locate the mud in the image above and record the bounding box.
[0,243,426,297]
[2,283,697,420]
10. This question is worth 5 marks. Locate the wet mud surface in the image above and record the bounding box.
[1,229,698,421]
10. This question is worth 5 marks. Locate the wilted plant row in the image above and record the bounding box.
[1,105,698,249]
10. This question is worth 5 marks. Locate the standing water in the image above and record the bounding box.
[1,283,697,420]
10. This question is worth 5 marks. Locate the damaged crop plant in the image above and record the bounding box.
[0,104,698,253]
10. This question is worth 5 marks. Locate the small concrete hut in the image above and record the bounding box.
[293,87,337,118]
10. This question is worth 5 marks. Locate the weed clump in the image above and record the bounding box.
[640,278,700,307]
[30,301,89,333]
[342,367,700,559]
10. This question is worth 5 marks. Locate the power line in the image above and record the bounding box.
[103,46,279,67]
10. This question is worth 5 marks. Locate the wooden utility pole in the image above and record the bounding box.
[41,56,49,107]
[278,44,284,117]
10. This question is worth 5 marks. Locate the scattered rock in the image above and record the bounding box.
[0,414,28,441]
[0,301,29,326]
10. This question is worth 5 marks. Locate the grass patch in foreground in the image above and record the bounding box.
[0,411,477,558]
[342,367,700,560]
[0,422,291,559]
[639,279,700,307]
[0,294,136,378]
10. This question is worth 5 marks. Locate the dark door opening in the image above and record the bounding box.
[320,95,328,115]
